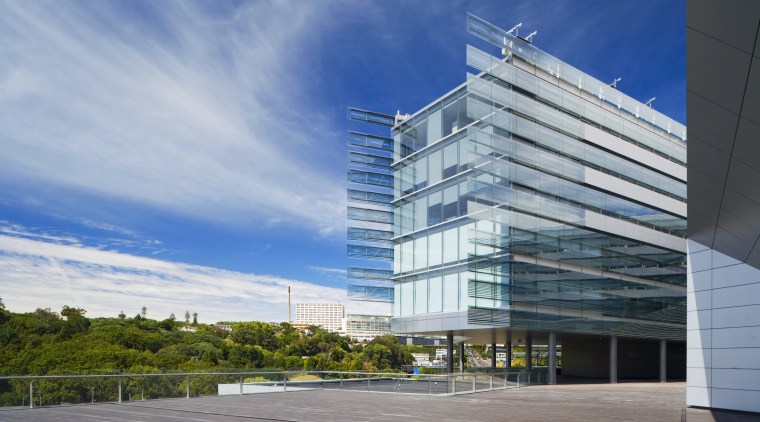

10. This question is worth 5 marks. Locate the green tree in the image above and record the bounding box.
[362,344,392,370]
[192,312,198,326]
[230,322,281,351]
[227,344,264,368]
[57,306,90,340]
[364,335,413,369]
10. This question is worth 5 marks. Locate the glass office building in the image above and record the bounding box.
[348,15,687,380]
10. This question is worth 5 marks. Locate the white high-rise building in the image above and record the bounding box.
[294,303,345,332]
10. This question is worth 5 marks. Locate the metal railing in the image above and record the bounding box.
[0,370,536,409]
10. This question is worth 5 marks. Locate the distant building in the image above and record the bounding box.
[411,352,431,367]
[343,314,391,342]
[213,324,232,332]
[179,325,197,332]
[294,303,345,332]
[435,349,448,360]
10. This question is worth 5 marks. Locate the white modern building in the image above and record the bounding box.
[686,0,760,414]
[294,303,345,332]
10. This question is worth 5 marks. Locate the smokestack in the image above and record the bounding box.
[288,286,291,323]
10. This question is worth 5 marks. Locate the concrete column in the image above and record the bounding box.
[459,342,465,372]
[491,341,497,368]
[525,334,533,369]
[659,339,667,382]
[548,331,557,385]
[609,335,618,384]
[507,340,512,368]
[447,333,454,374]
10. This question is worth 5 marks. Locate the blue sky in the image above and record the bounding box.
[0,0,684,322]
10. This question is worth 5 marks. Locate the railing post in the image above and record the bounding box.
[472,375,476,392]
[186,376,190,398]
[29,382,33,409]
[490,375,493,390]
[452,375,456,395]
[397,377,400,393]
[340,374,343,390]
[367,375,371,391]
[283,373,287,392]
[240,376,243,395]
[428,376,431,395]
[118,379,122,403]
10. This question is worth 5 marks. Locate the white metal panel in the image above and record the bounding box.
[584,167,686,217]
[686,386,711,408]
[687,328,712,350]
[687,309,712,330]
[584,211,686,253]
[583,123,686,181]
[711,388,760,413]
[687,366,712,388]
[712,284,760,309]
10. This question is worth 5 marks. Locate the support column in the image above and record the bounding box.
[491,341,497,368]
[659,339,667,382]
[507,340,512,368]
[525,334,533,369]
[609,336,618,384]
[459,342,465,372]
[548,331,557,385]
[447,333,454,374]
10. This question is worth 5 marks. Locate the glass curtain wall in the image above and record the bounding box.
[388,15,686,341]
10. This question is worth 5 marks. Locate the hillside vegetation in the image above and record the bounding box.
[0,302,415,405]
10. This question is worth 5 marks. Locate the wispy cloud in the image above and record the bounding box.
[0,233,390,322]
[0,1,348,236]
[306,266,348,276]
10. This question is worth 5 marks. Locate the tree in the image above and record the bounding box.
[230,322,281,351]
[363,344,392,370]
[118,311,126,320]
[58,306,89,340]
[184,311,190,324]
[61,306,86,319]
[140,306,147,318]
[169,313,176,321]
[192,312,198,326]
[364,335,413,369]
[0,296,7,324]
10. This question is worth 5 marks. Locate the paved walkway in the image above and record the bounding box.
[0,382,755,421]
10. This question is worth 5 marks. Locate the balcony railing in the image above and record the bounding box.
[0,370,536,409]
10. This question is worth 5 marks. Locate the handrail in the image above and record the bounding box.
[1,369,537,409]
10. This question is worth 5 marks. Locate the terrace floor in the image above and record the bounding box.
[0,381,756,421]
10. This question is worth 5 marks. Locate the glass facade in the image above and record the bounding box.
[380,15,687,342]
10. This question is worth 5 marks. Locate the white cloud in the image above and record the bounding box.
[0,234,390,323]
[0,1,348,236]
[306,266,348,276]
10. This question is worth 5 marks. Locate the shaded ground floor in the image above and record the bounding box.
[438,330,686,383]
